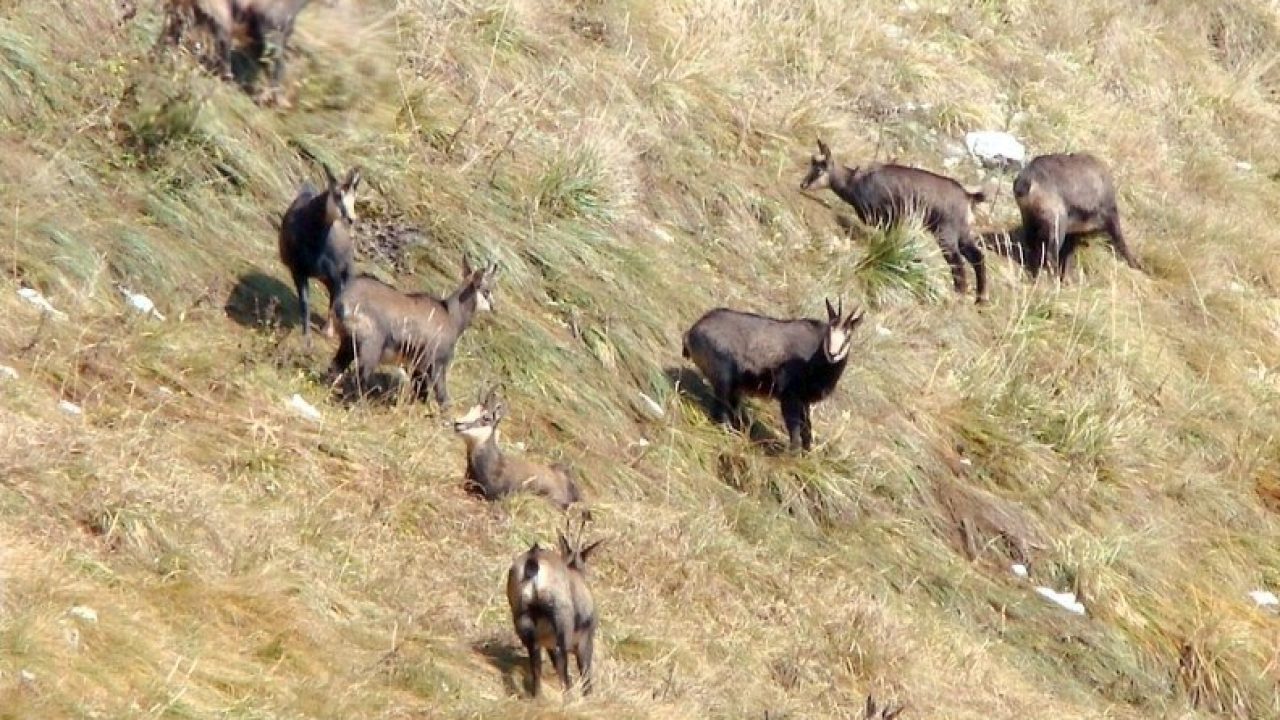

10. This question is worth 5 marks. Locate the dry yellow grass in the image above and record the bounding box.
[2,0,1280,717]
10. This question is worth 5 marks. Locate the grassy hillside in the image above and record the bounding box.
[3,0,1280,717]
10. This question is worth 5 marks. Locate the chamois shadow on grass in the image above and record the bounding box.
[472,637,527,698]
[225,270,301,331]
[663,366,786,455]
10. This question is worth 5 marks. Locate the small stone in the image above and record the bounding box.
[964,130,1026,170]
[638,392,665,419]
[1011,563,1029,578]
[875,325,892,337]
[1236,161,1253,172]
[19,669,35,685]
[58,400,83,416]
[1248,589,1279,607]
[0,365,17,380]
[69,605,98,623]
[286,393,322,422]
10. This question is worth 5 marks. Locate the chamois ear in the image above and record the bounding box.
[322,162,339,188]
[816,138,831,160]
[491,400,506,424]
[846,306,866,329]
[864,695,877,719]
[825,297,839,322]
[461,256,474,279]
[343,166,362,190]
[579,538,606,564]
[557,532,573,558]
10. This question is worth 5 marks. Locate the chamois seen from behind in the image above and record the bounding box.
[452,387,582,510]
[328,258,497,408]
[1013,152,1142,279]
[506,520,603,698]
[278,165,359,346]
[162,0,312,105]
[801,139,990,303]
[682,298,865,453]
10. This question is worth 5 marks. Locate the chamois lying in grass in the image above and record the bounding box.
[452,387,582,510]
[683,298,865,453]
[278,165,358,346]
[162,0,311,105]
[328,258,497,408]
[506,518,603,698]
[1014,153,1142,279]
[801,139,990,303]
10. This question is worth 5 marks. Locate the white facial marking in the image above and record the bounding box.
[454,403,485,425]
[342,193,357,222]
[826,327,850,361]
[475,291,492,313]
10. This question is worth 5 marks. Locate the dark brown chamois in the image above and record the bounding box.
[328,259,497,408]
[452,387,582,510]
[161,0,312,105]
[278,165,358,345]
[1013,152,1142,279]
[682,298,865,453]
[801,139,990,303]
[506,518,603,698]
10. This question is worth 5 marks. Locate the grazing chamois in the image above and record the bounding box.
[864,695,906,720]
[1013,153,1142,279]
[506,519,603,698]
[161,0,312,104]
[452,387,583,509]
[278,165,359,345]
[328,259,498,408]
[801,139,990,303]
[682,298,865,453]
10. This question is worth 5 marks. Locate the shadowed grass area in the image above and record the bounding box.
[1,0,1280,718]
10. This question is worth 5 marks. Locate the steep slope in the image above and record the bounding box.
[2,0,1280,718]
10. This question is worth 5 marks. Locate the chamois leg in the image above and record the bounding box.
[327,336,355,386]
[517,625,542,697]
[958,234,987,303]
[939,240,969,298]
[1104,211,1142,272]
[551,630,573,692]
[432,362,451,410]
[576,633,595,695]
[353,336,382,397]
[781,397,808,453]
[292,272,311,347]
[1058,234,1083,281]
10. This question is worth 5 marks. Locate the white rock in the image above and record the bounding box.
[875,325,892,337]
[1248,590,1279,607]
[1236,161,1253,172]
[58,400,83,416]
[1228,281,1246,293]
[513,441,526,451]
[117,286,165,321]
[17,288,67,320]
[1011,563,1029,578]
[19,669,36,685]
[964,130,1026,169]
[0,365,16,380]
[158,386,175,396]
[286,393,322,422]
[638,392,665,419]
[1035,586,1086,615]
[69,605,98,623]
[652,227,675,244]
[958,457,972,466]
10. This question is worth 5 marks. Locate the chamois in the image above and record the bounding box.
[328,258,497,408]
[682,298,865,453]
[278,165,359,345]
[506,519,603,698]
[801,139,990,303]
[452,387,582,510]
[864,695,906,720]
[1013,152,1142,279]
[162,0,311,104]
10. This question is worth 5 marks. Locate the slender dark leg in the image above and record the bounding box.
[940,241,968,297]
[781,397,807,453]
[433,363,451,410]
[552,631,572,692]
[576,634,595,695]
[327,336,354,384]
[293,273,310,346]
[354,337,381,397]
[519,630,542,697]
[1104,211,1142,271]
[959,234,987,303]
[1058,234,1083,281]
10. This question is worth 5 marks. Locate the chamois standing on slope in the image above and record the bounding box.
[328,259,498,408]
[683,298,865,453]
[801,139,991,303]
[506,519,604,698]
[161,0,312,104]
[452,387,583,510]
[1014,152,1142,279]
[279,165,359,346]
